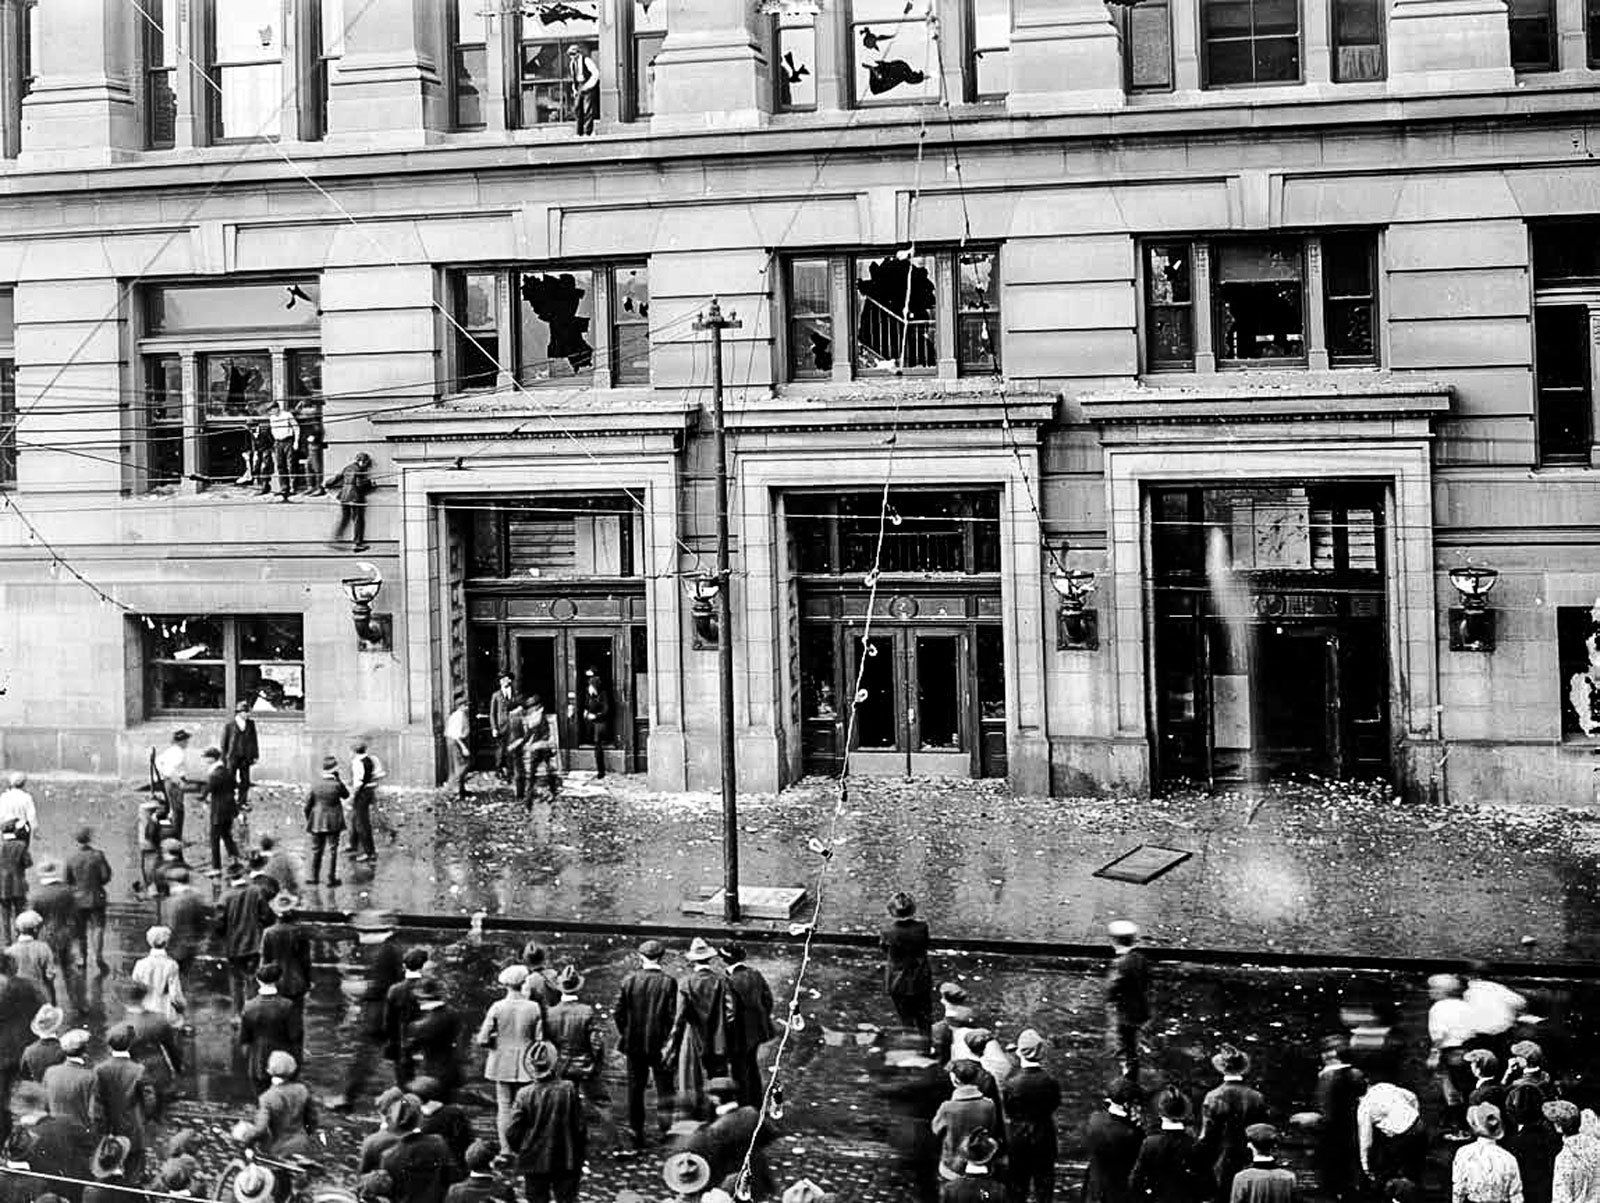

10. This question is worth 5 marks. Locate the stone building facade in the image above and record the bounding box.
[0,0,1597,806]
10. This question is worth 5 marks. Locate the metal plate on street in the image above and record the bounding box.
[1094,844,1194,885]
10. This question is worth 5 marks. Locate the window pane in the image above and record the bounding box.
[1216,240,1303,283]
[518,270,596,383]
[1206,39,1255,85]
[1146,244,1192,304]
[461,273,496,329]
[454,46,487,127]
[1559,606,1600,738]
[321,0,346,58]
[776,17,818,109]
[201,353,273,421]
[239,662,305,711]
[854,254,937,371]
[215,0,283,61]
[151,662,227,712]
[1510,0,1556,68]
[1590,0,1600,65]
[1217,240,1304,360]
[0,362,14,489]
[239,616,304,661]
[789,259,831,315]
[149,617,227,662]
[456,272,499,391]
[958,251,1000,375]
[455,0,485,46]
[146,0,179,149]
[1536,306,1592,462]
[147,356,185,487]
[1255,0,1299,34]
[526,2,598,37]
[1128,0,1175,90]
[972,0,1012,97]
[1149,309,1195,367]
[215,65,284,139]
[853,14,939,102]
[1204,0,1254,36]
[0,291,15,348]
[1326,299,1376,362]
[1254,35,1301,80]
[959,251,998,312]
[958,315,998,373]
[1534,223,1600,287]
[790,317,834,375]
[147,283,320,336]
[632,31,666,117]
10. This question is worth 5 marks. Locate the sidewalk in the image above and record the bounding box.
[21,770,1600,962]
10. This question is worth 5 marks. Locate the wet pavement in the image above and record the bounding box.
[20,771,1600,961]
[42,909,1600,1202]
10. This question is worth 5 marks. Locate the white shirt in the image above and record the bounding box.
[1464,980,1526,1037]
[1358,1082,1420,1168]
[0,787,35,832]
[1431,998,1478,1050]
[351,753,386,790]
[269,409,298,442]
[155,745,190,781]
[444,708,470,743]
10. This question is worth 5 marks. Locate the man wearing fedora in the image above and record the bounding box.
[386,947,432,1085]
[260,891,312,1018]
[218,855,278,1016]
[507,1041,586,1203]
[614,938,678,1152]
[941,1128,1004,1203]
[882,891,933,1036]
[85,1134,140,1203]
[1086,1077,1146,1203]
[1200,1045,1270,1203]
[21,1003,65,1082]
[1003,1029,1062,1203]
[934,1060,1000,1185]
[545,965,609,1121]
[305,755,350,888]
[1454,1103,1524,1203]
[1105,920,1151,1083]
[1130,1088,1203,1203]
[406,978,464,1101]
[220,699,261,812]
[1312,1035,1368,1203]
[722,942,777,1108]
[199,747,242,878]
[489,673,518,784]
[580,669,611,779]
[668,937,732,1117]
[380,1091,461,1203]
[236,1050,320,1160]
[93,1023,157,1181]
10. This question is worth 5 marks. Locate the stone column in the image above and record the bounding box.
[650,0,770,131]
[1386,0,1515,91]
[19,0,141,163]
[325,0,447,145]
[1009,0,1126,113]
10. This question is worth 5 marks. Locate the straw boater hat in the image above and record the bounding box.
[685,936,718,962]
[30,1005,62,1039]
[91,1136,132,1181]
[662,1151,712,1195]
[233,1165,276,1203]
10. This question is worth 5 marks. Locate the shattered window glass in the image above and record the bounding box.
[518,269,595,383]
[611,265,650,385]
[971,0,1011,97]
[957,250,1000,375]
[630,0,667,118]
[774,8,818,110]
[211,0,286,139]
[518,3,599,126]
[787,259,833,378]
[201,353,272,422]
[453,0,488,128]
[1214,239,1304,362]
[851,0,939,104]
[853,252,937,372]
[1144,242,1194,370]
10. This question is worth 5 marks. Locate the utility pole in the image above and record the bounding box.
[696,298,743,923]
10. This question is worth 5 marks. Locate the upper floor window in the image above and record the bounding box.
[628,0,667,119]
[1532,222,1600,465]
[1331,0,1384,80]
[138,280,322,491]
[0,290,14,490]
[850,0,940,104]
[969,0,1012,99]
[204,0,328,142]
[783,247,1001,380]
[2,0,37,159]
[1201,0,1301,86]
[448,264,651,393]
[144,0,180,148]
[1510,0,1557,70]
[516,3,600,128]
[774,5,819,111]
[1139,232,1379,372]
[450,0,489,129]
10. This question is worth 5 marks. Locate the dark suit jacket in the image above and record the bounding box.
[507,1079,585,1176]
[63,846,112,911]
[219,881,275,960]
[14,1115,93,1203]
[381,1131,459,1203]
[259,919,312,999]
[27,881,76,951]
[670,969,731,1061]
[686,1105,778,1195]
[882,918,933,997]
[21,1036,66,1082]
[614,966,678,1060]
[489,690,516,737]
[406,1007,464,1095]
[384,976,424,1062]
[725,964,778,1053]
[1106,950,1152,1026]
[240,993,302,1085]
[1002,1065,1062,1154]
[221,716,260,767]
[941,1177,1007,1203]
[545,1000,603,1079]
[1130,1128,1203,1203]
[1199,1082,1269,1187]
[1084,1109,1147,1203]
[445,1178,515,1203]
[304,777,349,834]
[43,1058,96,1130]
[167,890,211,964]
[92,1056,155,1150]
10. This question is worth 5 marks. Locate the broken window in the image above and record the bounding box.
[518,269,596,383]
[787,259,833,377]
[629,0,667,118]
[457,272,501,390]
[146,357,185,489]
[1214,238,1305,362]
[144,0,179,148]
[1535,305,1592,463]
[851,0,939,104]
[853,252,936,372]
[199,352,272,484]
[1560,604,1600,739]
[209,0,288,140]
[144,614,304,715]
[1144,243,1194,370]
[1323,233,1378,364]
[1202,0,1301,86]
[1331,0,1384,80]
[611,265,650,385]
[957,250,1000,374]
[1510,0,1556,69]
[1122,0,1175,91]
[970,0,1011,98]
[1533,221,1600,287]
[517,2,600,126]
[773,5,818,111]
[0,296,13,489]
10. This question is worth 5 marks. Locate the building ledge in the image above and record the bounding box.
[370,388,700,443]
[1080,371,1454,426]
[731,379,1058,433]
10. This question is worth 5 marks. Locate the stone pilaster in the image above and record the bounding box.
[19,0,140,164]
[325,0,447,146]
[1008,0,1125,113]
[649,0,770,132]
[1386,0,1515,92]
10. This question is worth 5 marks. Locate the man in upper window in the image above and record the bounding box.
[567,46,599,136]
[263,399,300,502]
